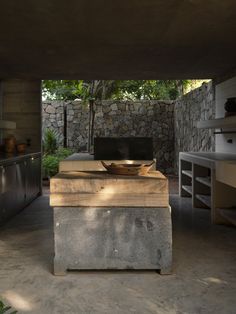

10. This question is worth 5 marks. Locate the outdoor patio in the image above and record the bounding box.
[1,2,236,313]
[0,179,235,314]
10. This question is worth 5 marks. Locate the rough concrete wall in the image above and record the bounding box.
[174,82,215,173]
[2,79,41,152]
[43,100,175,173]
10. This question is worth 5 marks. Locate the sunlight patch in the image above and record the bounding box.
[2,290,34,311]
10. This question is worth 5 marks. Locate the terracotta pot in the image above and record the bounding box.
[4,135,16,153]
[17,143,27,154]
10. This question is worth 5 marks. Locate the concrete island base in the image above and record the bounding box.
[53,206,172,275]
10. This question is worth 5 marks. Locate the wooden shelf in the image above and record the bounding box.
[182,185,192,195]
[217,208,236,226]
[0,120,16,129]
[182,170,192,178]
[196,194,211,208]
[197,116,236,129]
[196,176,211,187]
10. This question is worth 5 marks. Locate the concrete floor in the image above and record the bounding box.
[0,184,236,313]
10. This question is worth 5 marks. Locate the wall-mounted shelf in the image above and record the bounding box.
[181,170,192,178]
[196,176,211,187]
[182,185,192,195]
[0,120,16,129]
[197,115,236,129]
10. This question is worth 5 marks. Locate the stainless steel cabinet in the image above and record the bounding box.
[0,165,4,222]
[0,154,41,225]
[26,156,41,202]
[16,161,26,209]
[0,163,17,222]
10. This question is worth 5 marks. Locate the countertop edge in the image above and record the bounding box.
[0,152,41,165]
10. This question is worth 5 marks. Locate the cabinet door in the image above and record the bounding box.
[31,157,41,197]
[0,163,17,223]
[0,166,4,223]
[26,157,41,203]
[16,161,26,209]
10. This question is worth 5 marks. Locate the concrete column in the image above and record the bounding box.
[2,79,42,152]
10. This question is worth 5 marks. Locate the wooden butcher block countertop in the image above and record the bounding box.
[50,170,169,208]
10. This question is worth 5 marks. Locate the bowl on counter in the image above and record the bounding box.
[101,160,155,176]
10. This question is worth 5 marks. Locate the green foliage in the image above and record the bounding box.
[42,80,117,101]
[42,80,83,100]
[0,301,17,314]
[42,148,73,177]
[42,129,59,155]
[42,155,59,177]
[55,147,73,159]
[113,80,181,100]
[42,79,195,102]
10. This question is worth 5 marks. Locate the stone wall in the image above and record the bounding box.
[174,82,215,172]
[43,101,65,146]
[42,81,216,174]
[42,100,175,173]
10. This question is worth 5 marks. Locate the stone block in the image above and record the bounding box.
[46,105,56,114]
[53,206,172,275]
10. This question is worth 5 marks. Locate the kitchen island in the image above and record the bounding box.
[50,169,172,275]
[0,152,41,225]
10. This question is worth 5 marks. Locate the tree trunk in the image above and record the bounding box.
[88,99,95,153]
[90,99,95,153]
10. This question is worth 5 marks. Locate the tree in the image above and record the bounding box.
[113,80,192,100]
[82,80,115,152]
[42,80,84,100]
[42,80,191,102]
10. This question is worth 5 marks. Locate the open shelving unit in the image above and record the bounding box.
[179,160,192,198]
[195,176,211,187]
[179,152,236,226]
[182,185,192,195]
[180,153,212,211]
[197,116,236,129]
[181,170,192,178]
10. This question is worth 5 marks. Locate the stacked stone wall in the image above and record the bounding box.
[42,100,175,173]
[174,82,215,172]
[42,81,215,174]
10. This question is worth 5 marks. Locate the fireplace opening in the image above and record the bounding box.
[94,137,153,160]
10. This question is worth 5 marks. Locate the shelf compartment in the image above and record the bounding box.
[196,176,211,187]
[217,208,236,226]
[197,116,236,129]
[182,185,192,195]
[182,170,192,178]
[195,194,211,208]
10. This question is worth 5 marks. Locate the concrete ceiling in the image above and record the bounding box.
[0,0,236,80]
